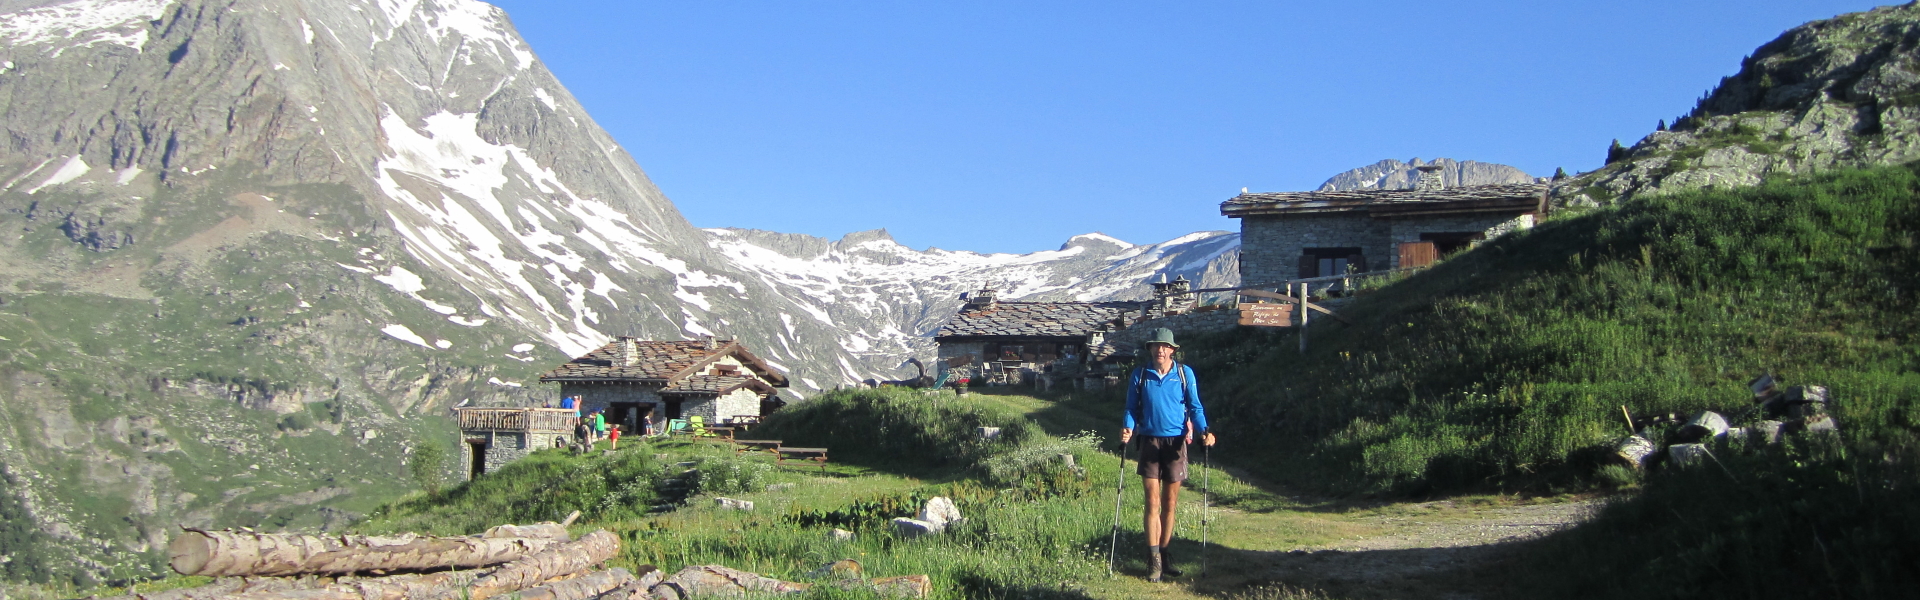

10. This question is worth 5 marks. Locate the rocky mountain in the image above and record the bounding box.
[1556,3,1920,206]
[0,0,1245,585]
[706,228,1241,383]
[1317,157,1536,191]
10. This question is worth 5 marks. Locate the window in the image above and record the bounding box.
[1298,247,1365,278]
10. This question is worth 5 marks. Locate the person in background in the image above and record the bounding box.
[592,410,607,447]
[574,415,590,453]
[609,424,622,450]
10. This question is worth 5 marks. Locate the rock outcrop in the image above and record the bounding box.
[1556,3,1920,206]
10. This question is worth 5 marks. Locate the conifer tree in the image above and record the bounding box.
[1605,139,1627,165]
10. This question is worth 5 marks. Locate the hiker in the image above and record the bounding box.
[1119,327,1214,582]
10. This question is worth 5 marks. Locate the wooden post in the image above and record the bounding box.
[1297,282,1308,353]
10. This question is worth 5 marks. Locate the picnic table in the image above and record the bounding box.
[777,447,830,470]
[703,426,737,443]
[734,439,782,456]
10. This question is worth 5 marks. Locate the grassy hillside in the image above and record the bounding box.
[1148,164,1920,597]
[1174,164,1919,496]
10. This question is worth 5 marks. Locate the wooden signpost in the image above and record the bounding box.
[1237,303,1295,327]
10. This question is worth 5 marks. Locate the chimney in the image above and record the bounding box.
[618,336,639,366]
[1414,165,1446,191]
[964,288,997,312]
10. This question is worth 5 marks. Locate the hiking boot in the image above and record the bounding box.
[1146,548,1163,582]
[1160,548,1183,577]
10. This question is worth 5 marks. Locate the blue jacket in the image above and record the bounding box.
[1124,364,1208,437]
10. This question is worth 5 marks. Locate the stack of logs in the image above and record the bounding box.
[103,519,929,600]
[1612,374,1838,470]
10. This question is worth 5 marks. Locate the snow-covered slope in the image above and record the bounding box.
[707,228,1240,376]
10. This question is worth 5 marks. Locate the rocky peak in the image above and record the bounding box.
[1317,157,1535,191]
[1557,3,1920,206]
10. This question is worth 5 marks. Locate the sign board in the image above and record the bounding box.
[1237,303,1295,327]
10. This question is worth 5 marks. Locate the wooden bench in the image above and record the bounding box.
[702,426,737,444]
[734,439,782,456]
[777,447,829,471]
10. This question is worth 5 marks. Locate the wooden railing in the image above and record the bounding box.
[455,407,576,432]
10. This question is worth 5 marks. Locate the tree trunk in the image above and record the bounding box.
[516,568,635,600]
[219,570,487,600]
[454,530,621,600]
[100,576,322,600]
[169,530,563,577]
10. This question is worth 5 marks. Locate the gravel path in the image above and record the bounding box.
[1247,498,1601,600]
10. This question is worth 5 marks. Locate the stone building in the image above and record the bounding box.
[933,289,1137,387]
[452,407,576,480]
[538,337,789,435]
[1222,169,1549,287]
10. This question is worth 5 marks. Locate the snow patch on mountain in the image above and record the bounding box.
[0,0,172,54]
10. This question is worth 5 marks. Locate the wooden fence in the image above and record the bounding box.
[455,407,576,432]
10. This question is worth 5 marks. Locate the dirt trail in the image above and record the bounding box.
[1237,498,1598,599]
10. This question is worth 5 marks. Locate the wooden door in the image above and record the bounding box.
[1398,241,1438,268]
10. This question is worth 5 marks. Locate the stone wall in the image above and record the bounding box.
[1107,308,1241,352]
[1241,212,1537,282]
[1239,214,1393,286]
[458,430,573,481]
[1385,214,1534,268]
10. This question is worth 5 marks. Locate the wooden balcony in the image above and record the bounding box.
[455,407,576,432]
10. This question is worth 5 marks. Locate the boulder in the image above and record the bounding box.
[714,497,754,511]
[826,528,855,542]
[917,496,961,528]
[891,518,941,538]
[1676,411,1729,443]
[977,427,1002,439]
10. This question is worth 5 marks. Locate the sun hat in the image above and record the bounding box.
[1146,327,1179,349]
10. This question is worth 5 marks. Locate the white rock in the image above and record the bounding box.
[918,496,961,527]
[891,517,941,538]
[827,528,854,542]
[715,497,754,511]
[977,427,1001,439]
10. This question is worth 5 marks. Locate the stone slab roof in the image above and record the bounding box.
[935,302,1136,340]
[663,375,768,397]
[539,338,789,389]
[1221,183,1548,218]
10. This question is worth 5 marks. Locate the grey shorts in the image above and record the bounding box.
[1136,436,1188,482]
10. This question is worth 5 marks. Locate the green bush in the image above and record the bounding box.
[361,447,664,535]
[749,387,1039,474]
[689,455,771,496]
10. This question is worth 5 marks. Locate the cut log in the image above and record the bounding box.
[169,530,563,577]
[1611,435,1657,469]
[593,566,662,600]
[456,530,620,600]
[869,575,933,599]
[1675,411,1729,443]
[653,565,811,599]
[484,522,571,541]
[1668,443,1711,468]
[517,568,635,600]
[99,575,319,600]
[219,569,486,600]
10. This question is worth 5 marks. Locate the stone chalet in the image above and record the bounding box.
[933,289,1137,387]
[538,337,789,434]
[1223,171,1549,287]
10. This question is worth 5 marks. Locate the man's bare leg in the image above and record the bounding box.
[1160,481,1181,546]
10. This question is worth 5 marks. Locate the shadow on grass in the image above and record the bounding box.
[1089,527,1520,600]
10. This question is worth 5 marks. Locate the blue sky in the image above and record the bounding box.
[489,1,1885,254]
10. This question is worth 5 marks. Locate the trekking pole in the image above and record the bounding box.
[1201,441,1211,576]
[1107,438,1130,577]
